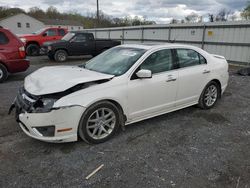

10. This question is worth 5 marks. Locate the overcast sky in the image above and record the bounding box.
[0,0,248,23]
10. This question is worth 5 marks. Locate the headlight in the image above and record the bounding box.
[33,98,57,113]
[47,46,52,51]
[20,38,26,43]
[42,98,56,109]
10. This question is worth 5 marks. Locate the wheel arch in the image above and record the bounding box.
[55,48,69,55]
[0,61,9,72]
[209,79,222,98]
[85,99,127,126]
[26,41,40,47]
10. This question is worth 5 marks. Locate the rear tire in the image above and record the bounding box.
[54,50,68,62]
[26,44,40,56]
[78,101,120,144]
[0,64,8,83]
[198,81,220,109]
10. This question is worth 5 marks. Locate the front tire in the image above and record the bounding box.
[78,101,120,144]
[0,64,8,83]
[54,50,68,62]
[198,81,220,109]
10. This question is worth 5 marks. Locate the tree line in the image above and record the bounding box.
[0,6,156,28]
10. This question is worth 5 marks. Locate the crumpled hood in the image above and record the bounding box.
[24,66,114,96]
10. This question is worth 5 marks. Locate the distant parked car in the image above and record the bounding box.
[42,32,121,62]
[19,27,68,56]
[0,27,29,83]
[10,44,229,144]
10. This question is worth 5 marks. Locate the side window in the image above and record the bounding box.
[72,34,86,42]
[0,31,9,45]
[58,29,66,36]
[87,34,94,41]
[176,49,206,68]
[45,29,57,36]
[140,49,173,74]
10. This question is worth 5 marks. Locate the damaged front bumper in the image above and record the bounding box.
[9,88,86,143]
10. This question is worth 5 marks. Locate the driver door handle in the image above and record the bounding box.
[203,70,211,74]
[166,75,177,82]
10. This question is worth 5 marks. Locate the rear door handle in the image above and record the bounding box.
[203,70,211,74]
[166,75,177,82]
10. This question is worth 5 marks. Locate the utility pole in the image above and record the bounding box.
[96,0,99,28]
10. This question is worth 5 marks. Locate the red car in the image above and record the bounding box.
[0,27,29,83]
[19,27,68,56]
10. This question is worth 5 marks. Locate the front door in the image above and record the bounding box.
[68,34,94,55]
[40,28,58,45]
[127,49,178,121]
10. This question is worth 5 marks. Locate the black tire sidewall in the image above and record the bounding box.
[0,64,8,83]
[26,44,40,56]
[78,101,120,144]
[200,81,219,109]
[54,50,67,62]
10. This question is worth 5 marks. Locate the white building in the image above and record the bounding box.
[39,18,84,31]
[0,13,44,34]
[0,13,84,34]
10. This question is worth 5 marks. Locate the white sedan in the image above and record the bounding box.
[10,44,229,144]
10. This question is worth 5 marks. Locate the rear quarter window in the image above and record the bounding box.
[0,31,9,45]
[176,49,206,68]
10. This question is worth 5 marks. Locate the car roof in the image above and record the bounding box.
[120,43,198,50]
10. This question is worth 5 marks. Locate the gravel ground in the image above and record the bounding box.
[0,56,250,188]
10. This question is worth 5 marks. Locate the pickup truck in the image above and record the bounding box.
[18,27,68,56]
[42,32,121,62]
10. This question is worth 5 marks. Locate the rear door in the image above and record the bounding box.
[127,48,178,121]
[0,29,21,60]
[174,48,210,107]
[0,30,10,59]
[57,28,67,39]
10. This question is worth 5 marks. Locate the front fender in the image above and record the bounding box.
[53,83,128,116]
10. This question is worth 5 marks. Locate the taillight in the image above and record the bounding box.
[19,46,26,59]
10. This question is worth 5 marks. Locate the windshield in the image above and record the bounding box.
[82,47,146,76]
[62,32,75,41]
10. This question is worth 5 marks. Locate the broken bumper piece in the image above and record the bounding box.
[16,106,85,143]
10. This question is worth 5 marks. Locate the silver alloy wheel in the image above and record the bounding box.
[204,85,218,107]
[58,52,66,61]
[86,108,116,140]
[0,69,3,79]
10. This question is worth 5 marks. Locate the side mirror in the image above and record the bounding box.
[42,33,47,37]
[136,69,152,79]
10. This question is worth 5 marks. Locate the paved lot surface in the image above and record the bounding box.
[0,56,250,188]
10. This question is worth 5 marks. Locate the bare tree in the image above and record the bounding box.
[215,9,231,21]
[241,2,250,20]
[185,12,199,23]
[170,18,178,24]
[208,14,214,22]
